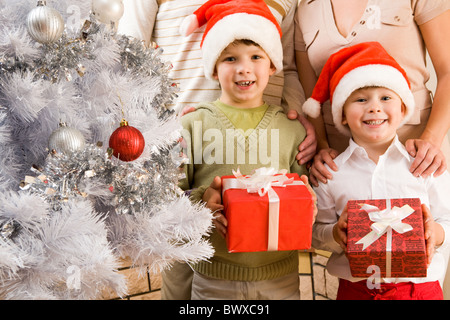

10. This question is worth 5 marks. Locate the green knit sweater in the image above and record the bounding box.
[180,101,308,281]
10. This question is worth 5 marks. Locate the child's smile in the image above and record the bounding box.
[235,80,255,88]
[363,119,386,126]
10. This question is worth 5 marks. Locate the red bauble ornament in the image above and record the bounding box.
[109,119,145,161]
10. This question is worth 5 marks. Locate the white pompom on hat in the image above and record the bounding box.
[179,0,283,80]
[302,42,415,136]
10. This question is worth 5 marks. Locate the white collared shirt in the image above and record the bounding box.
[313,136,450,283]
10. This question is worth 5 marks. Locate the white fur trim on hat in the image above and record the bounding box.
[302,97,321,118]
[200,13,283,80]
[331,64,416,136]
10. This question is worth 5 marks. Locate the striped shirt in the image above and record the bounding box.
[118,0,304,114]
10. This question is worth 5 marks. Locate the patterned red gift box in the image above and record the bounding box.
[221,169,314,253]
[347,198,427,278]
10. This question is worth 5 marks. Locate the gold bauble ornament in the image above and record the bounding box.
[26,0,64,44]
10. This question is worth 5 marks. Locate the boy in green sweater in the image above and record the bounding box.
[177,0,313,300]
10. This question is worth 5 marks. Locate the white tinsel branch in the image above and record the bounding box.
[0,0,213,300]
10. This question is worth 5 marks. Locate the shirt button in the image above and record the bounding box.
[394,16,401,22]
[360,20,366,25]
[351,31,357,37]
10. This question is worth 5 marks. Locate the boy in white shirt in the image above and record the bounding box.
[303,42,450,300]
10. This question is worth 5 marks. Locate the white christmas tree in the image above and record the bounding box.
[0,0,213,299]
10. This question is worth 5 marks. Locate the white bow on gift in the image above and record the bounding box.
[355,200,415,277]
[231,167,294,196]
[223,167,303,251]
[356,202,415,250]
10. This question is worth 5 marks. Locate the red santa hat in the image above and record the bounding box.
[302,42,415,136]
[179,0,283,80]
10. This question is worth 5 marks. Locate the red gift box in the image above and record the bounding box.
[347,198,427,278]
[221,169,314,253]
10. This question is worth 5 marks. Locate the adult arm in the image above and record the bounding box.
[295,50,339,185]
[406,10,450,177]
[279,1,306,115]
[280,2,317,164]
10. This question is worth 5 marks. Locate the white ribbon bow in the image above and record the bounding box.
[356,202,415,250]
[232,167,294,197]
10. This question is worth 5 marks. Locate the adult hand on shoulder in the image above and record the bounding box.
[287,110,317,165]
[405,138,447,178]
[309,148,340,187]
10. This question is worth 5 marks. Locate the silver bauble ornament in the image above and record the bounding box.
[26,1,64,44]
[48,123,86,154]
[92,0,124,25]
